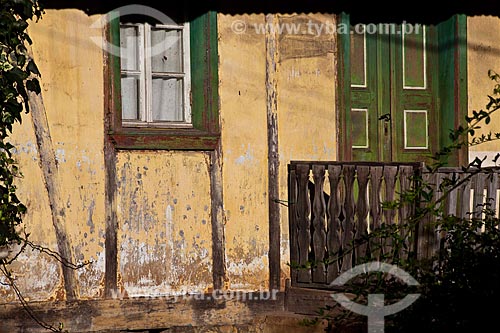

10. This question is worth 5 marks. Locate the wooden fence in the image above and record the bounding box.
[287,161,500,289]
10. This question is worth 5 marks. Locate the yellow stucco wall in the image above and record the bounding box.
[218,14,270,290]
[3,9,107,301]
[218,13,338,290]
[5,7,500,332]
[116,151,213,297]
[276,13,337,285]
[2,9,214,302]
[467,16,500,166]
[2,10,342,301]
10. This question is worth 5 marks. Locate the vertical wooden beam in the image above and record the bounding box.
[458,172,472,220]
[417,173,433,260]
[445,171,459,217]
[382,166,398,256]
[103,18,120,298]
[103,130,118,298]
[190,11,220,134]
[398,166,414,259]
[486,172,498,216]
[438,15,468,166]
[369,166,383,260]
[29,89,79,301]
[210,144,227,290]
[471,173,487,221]
[455,15,468,167]
[355,166,370,263]
[265,14,281,291]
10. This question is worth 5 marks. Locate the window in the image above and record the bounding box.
[120,22,191,127]
[106,12,220,150]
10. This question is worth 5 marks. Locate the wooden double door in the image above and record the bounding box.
[348,22,439,163]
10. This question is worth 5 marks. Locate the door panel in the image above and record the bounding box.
[392,25,438,163]
[349,23,437,163]
[402,26,427,89]
[350,27,383,161]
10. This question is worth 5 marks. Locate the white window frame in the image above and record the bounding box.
[120,21,191,128]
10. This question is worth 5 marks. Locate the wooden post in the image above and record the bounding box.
[265,13,281,291]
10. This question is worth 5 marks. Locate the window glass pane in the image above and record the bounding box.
[120,26,139,71]
[151,28,182,73]
[121,75,140,120]
[152,77,183,121]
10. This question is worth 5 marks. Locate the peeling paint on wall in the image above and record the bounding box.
[234,145,255,165]
[117,151,213,296]
[218,13,271,291]
[7,9,107,301]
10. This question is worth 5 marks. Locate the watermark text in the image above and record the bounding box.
[231,20,422,37]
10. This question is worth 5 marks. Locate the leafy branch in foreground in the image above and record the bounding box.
[0,0,43,248]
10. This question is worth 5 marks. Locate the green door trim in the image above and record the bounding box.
[337,12,352,161]
[437,14,468,166]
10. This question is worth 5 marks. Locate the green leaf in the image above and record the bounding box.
[26,78,40,94]
[26,59,40,76]
[5,67,28,82]
[487,96,496,109]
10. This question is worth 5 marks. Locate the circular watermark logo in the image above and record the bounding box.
[231,20,247,34]
[330,262,420,333]
[90,4,179,59]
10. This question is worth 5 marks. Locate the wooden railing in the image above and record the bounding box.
[287,161,500,289]
[416,166,500,259]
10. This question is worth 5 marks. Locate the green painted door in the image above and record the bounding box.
[350,23,438,162]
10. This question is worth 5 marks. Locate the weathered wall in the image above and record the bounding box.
[2,9,214,302]
[218,13,338,290]
[5,6,500,332]
[218,14,271,290]
[467,16,500,166]
[4,9,339,302]
[15,8,500,303]
[2,9,107,301]
[116,151,213,297]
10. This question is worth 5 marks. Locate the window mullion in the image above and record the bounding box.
[137,24,147,123]
[144,23,153,123]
